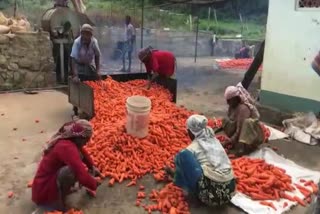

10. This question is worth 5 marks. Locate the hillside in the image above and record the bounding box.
[1,0,268,40]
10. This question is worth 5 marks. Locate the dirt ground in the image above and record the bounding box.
[0,57,319,214]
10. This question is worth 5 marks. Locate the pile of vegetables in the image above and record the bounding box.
[41,77,274,213]
[0,12,31,34]
[232,157,318,210]
[85,77,211,183]
[217,59,263,71]
[45,209,83,214]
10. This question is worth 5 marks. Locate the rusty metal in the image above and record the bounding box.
[68,73,177,119]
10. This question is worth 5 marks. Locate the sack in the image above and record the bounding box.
[0,25,10,34]
[0,12,8,26]
[10,25,27,33]
[312,52,320,77]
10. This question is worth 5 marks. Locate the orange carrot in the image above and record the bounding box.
[126,180,136,187]
[293,196,306,206]
[7,191,14,198]
[259,201,277,211]
[27,180,33,188]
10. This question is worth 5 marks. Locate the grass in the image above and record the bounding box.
[4,0,266,40]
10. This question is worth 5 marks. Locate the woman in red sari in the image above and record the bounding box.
[138,46,176,89]
[32,119,100,212]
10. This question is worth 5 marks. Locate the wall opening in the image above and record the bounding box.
[297,0,320,9]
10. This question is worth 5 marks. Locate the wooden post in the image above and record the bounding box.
[194,17,199,63]
[241,40,265,90]
[140,0,144,72]
[213,9,218,32]
[207,7,211,31]
[13,0,17,18]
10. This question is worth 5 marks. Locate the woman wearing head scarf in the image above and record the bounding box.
[138,46,176,89]
[166,115,235,207]
[223,82,264,156]
[32,119,100,212]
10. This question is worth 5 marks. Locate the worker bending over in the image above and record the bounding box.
[165,115,235,207]
[32,119,101,212]
[70,24,101,116]
[138,46,176,89]
[222,83,265,156]
[71,24,101,82]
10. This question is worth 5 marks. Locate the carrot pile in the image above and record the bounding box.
[232,157,318,210]
[45,209,83,214]
[84,77,220,183]
[135,183,189,214]
[217,59,263,71]
[79,77,273,213]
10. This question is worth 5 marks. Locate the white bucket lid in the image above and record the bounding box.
[126,96,151,112]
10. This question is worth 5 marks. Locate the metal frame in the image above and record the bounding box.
[68,73,177,119]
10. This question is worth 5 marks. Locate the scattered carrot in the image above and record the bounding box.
[232,157,293,201]
[304,180,319,193]
[45,209,83,214]
[259,201,277,211]
[81,78,272,213]
[139,185,145,190]
[293,196,306,206]
[141,183,190,214]
[108,178,115,187]
[7,191,14,198]
[126,180,136,187]
[300,179,306,183]
[217,59,263,71]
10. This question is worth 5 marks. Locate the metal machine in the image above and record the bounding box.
[41,7,94,84]
[68,73,177,119]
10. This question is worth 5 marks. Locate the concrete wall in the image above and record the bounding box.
[94,27,262,59]
[0,32,54,90]
[261,0,320,112]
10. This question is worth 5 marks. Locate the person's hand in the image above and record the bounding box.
[146,82,151,90]
[72,76,80,83]
[90,166,102,177]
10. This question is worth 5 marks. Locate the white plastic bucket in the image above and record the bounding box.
[126,96,151,138]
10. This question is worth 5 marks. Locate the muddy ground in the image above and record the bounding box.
[0,57,318,214]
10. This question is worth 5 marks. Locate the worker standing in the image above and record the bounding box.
[138,46,176,89]
[70,24,101,116]
[122,15,135,72]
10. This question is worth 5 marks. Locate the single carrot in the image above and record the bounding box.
[7,191,14,198]
[126,180,136,187]
[293,196,306,206]
[259,201,277,211]
[27,180,33,188]
[108,178,115,187]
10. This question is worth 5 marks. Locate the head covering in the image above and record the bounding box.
[138,46,153,62]
[174,149,202,194]
[224,82,260,118]
[81,24,93,34]
[186,115,231,172]
[43,119,93,154]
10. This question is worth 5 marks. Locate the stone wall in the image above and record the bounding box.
[0,32,54,90]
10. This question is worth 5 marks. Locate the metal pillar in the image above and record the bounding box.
[140,0,144,72]
[194,17,199,63]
